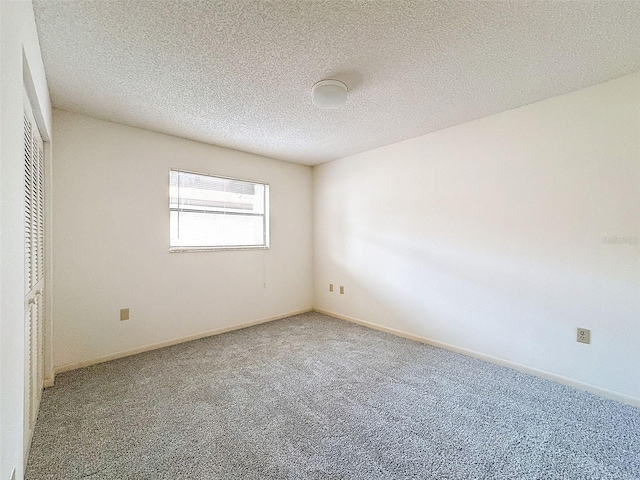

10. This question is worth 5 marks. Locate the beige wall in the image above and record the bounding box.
[1,1,52,478]
[314,72,640,402]
[51,110,313,369]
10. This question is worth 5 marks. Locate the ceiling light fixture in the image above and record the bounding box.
[311,79,348,109]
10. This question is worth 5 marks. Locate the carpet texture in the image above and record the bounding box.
[26,312,640,479]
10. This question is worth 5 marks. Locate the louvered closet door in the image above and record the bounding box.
[24,91,45,454]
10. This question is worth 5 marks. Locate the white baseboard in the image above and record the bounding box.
[53,308,313,377]
[314,308,640,409]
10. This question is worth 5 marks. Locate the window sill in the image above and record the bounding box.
[169,246,270,253]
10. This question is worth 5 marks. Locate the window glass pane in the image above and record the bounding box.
[170,170,269,250]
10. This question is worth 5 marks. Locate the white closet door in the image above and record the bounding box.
[24,91,45,456]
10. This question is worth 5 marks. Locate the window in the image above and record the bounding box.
[169,170,269,251]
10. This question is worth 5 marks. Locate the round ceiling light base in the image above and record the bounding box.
[311,79,348,109]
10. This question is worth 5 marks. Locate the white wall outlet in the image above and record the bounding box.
[577,327,591,344]
[120,308,130,321]
[329,284,333,292]
[339,286,345,294]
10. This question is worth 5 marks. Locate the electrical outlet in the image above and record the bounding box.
[329,284,333,292]
[339,286,345,295]
[120,308,130,321]
[577,328,590,344]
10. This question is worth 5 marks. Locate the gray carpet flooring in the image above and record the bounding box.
[26,312,640,479]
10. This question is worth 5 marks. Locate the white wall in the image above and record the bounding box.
[0,1,52,478]
[314,72,640,402]
[52,110,313,370]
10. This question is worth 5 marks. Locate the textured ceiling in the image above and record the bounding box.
[33,0,640,166]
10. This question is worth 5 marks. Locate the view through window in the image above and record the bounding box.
[170,170,269,251]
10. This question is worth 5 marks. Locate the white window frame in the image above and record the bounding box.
[169,169,270,252]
